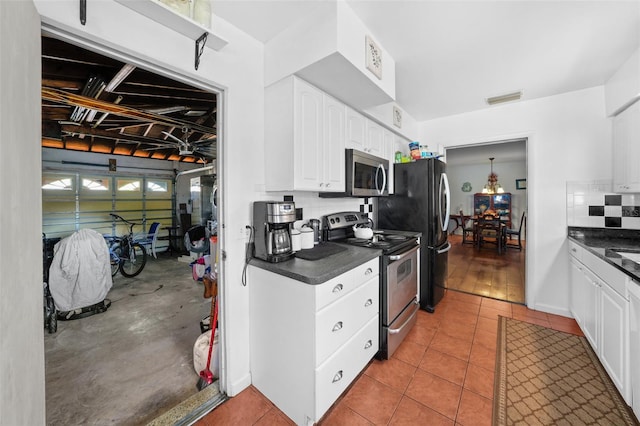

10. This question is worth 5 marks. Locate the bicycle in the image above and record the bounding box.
[107,213,148,278]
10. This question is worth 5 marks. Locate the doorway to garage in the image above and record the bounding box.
[41,34,225,424]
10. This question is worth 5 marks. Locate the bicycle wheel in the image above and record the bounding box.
[120,243,147,277]
[110,245,122,277]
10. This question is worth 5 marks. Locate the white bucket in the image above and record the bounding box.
[193,329,219,378]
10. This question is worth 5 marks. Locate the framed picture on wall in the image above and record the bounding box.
[516,179,527,190]
[365,35,382,80]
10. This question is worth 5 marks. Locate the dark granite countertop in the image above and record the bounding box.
[568,227,640,283]
[249,242,382,285]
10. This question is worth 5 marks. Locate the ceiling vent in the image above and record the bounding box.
[486,91,522,106]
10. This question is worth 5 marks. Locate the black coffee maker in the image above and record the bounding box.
[252,201,296,263]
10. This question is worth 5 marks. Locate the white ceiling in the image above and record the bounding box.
[215,0,640,121]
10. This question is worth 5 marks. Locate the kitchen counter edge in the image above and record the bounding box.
[567,228,640,283]
[249,244,382,285]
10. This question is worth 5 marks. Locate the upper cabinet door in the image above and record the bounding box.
[323,96,346,192]
[294,79,324,191]
[366,120,384,157]
[346,107,366,152]
[613,100,640,193]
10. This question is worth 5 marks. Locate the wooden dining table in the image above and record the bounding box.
[449,213,472,235]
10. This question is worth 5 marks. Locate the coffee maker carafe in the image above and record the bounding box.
[253,201,296,263]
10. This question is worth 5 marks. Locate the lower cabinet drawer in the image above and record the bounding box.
[568,240,583,262]
[315,258,379,311]
[315,314,379,421]
[315,277,379,365]
[582,247,628,297]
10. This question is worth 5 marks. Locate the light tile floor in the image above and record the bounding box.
[196,291,582,425]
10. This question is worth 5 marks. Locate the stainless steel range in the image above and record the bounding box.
[323,212,420,359]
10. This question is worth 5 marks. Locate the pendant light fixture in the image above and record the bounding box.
[482,157,504,194]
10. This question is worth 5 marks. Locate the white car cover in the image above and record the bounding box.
[49,228,113,311]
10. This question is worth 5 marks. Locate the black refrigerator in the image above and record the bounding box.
[377,158,451,312]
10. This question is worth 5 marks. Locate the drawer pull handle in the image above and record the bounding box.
[571,248,577,253]
[332,284,343,293]
[364,340,373,349]
[365,268,373,275]
[364,299,373,307]
[332,321,343,332]
[332,370,343,383]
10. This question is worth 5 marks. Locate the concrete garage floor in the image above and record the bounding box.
[44,254,217,425]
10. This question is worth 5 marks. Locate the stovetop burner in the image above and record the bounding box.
[375,233,408,241]
[346,237,393,249]
[323,211,419,255]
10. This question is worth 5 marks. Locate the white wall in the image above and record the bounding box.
[0,1,45,423]
[420,86,611,316]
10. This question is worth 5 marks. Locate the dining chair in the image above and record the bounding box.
[477,214,504,254]
[134,222,161,258]
[460,211,475,245]
[505,211,526,250]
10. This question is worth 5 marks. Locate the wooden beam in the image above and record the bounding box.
[43,87,216,135]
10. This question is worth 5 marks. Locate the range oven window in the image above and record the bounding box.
[395,258,412,284]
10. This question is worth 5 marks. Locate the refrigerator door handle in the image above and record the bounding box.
[376,163,387,195]
[439,172,451,232]
[436,241,452,254]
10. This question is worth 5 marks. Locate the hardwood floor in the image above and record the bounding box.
[195,236,579,426]
[447,234,525,304]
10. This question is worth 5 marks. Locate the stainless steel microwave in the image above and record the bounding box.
[321,149,389,198]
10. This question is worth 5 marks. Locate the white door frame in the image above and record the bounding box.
[40,22,229,397]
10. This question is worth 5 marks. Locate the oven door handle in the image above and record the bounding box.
[389,300,420,334]
[388,243,419,261]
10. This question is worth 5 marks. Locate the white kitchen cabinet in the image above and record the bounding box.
[581,267,601,352]
[568,241,631,403]
[345,106,384,157]
[322,96,346,192]
[600,277,628,395]
[249,258,380,425]
[612,100,640,193]
[628,280,640,419]
[265,76,345,192]
[365,119,385,157]
[569,251,584,326]
[345,106,366,153]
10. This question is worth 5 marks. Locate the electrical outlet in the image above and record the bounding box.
[239,226,251,240]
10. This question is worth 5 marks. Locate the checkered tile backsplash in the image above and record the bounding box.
[567,186,640,229]
[360,198,374,219]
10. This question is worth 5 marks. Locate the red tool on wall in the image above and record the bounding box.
[197,273,218,391]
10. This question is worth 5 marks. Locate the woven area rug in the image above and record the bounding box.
[493,316,638,425]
